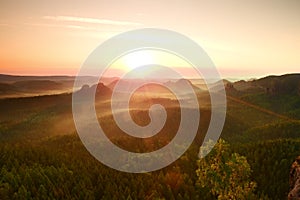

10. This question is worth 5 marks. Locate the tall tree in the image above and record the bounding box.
[196,139,259,200]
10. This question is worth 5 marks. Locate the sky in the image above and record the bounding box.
[0,0,299,79]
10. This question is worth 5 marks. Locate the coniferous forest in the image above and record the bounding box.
[0,74,300,199]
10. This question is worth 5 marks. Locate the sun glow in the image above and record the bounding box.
[122,51,155,71]
[108,49,198,78]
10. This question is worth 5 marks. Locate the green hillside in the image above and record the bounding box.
[0,74,300,199]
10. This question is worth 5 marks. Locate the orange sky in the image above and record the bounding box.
[0,0,299,79]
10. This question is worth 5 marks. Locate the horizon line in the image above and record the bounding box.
[1,72,300,81]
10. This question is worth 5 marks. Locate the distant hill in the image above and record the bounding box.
[1,73,299,119]
[253,73,300,95]
[0,74,119,98]
[0,82,20,94]
[164,78,202,94]
[77,83,112,97]
[226,74,300,95]
[207,79,231,92]
[226,74,300,119]
[0,80,71,98]
[106,78,202,95]
[0,74,75,83]
[13,80,64,92]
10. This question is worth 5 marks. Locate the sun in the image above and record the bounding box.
[122,50,156,71]
[108,49,196,77]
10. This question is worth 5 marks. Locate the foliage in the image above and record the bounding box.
[232,139,300,199]
[0,88,299,199]
[196,139,258,200]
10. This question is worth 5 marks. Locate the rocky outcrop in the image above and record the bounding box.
[289,156,300,199]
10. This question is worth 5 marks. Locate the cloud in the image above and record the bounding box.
[23,22,89,30]
[0,23,13,27]
[43,15,142,26]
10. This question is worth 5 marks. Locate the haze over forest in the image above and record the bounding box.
[0,72,300,199]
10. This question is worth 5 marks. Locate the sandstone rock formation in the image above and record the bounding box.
[289,156,300,199]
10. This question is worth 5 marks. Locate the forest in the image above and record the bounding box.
[0,74,300,199]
